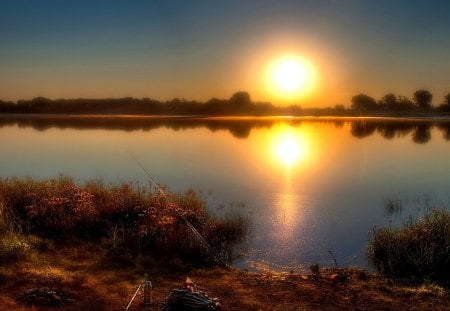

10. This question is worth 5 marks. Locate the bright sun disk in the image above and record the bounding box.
[273,59,308,92]
[267,55,316,100]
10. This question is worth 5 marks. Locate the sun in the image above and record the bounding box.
[266,55,316,100]
[273,59,308,92]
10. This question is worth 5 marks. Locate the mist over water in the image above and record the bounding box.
[1,116,450,271]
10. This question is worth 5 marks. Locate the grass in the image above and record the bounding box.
[1,179,449,309]
[0,176,250,267]
[367,207,450,285]
[384,197,403,216]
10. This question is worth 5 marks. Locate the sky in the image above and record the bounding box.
[1,0,449,107]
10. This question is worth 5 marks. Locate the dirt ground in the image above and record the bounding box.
[0,243,449,310]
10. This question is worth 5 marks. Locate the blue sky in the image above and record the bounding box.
[1,0,449,106]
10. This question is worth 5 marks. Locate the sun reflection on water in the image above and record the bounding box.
[272,180,302,241]
[265,124,313,252]
[271,125,309,168]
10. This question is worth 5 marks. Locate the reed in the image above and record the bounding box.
[0,176,250,266]
[367,208,450,284]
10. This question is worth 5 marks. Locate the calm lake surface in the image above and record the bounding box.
[1,115,450,271]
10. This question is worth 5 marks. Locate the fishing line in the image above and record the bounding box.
[129,153,230,269]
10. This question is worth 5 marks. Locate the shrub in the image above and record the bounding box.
[0,177,250,266]
[367,208,450,284]
[0,233,31,264]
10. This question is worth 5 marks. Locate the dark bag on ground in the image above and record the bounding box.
[162,288,219,310]
[162,277,219,310]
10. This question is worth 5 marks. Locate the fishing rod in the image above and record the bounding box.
[130,154,231,269]
[124,274,152,310]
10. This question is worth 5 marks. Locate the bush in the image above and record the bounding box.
[367,208,450,284]
[0,233,31,264]
[0,177,250,266]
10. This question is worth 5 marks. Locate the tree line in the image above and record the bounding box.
[351,90,450,114]
[0,92,301,116]
[1,90,450,116]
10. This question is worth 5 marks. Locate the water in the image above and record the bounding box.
[1,115,450,271]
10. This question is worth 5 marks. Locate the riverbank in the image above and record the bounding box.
[1,241,449,310]
[1,178,449,309]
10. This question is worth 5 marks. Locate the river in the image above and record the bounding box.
[1,115,450,271]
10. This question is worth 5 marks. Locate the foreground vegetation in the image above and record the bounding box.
[0,176,249,267]
[0,177,449,309]
[368,208,450,285]
[1,244,449,310]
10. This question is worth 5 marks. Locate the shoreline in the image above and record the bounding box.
[1,241,448,310]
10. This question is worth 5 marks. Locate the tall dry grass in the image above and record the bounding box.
[367,208,450,284]
[0,176,250,266]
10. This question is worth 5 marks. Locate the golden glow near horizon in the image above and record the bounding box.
[266,54,317,103]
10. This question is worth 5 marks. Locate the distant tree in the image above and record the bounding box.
[334,104,346,115]
[0,100,15,113]
[205,97,228,114]
[437,93,450,112]
[378,93,397,111]
[397,96,414,110]
[413,90,432,110]
[335,104,345,111]
[445,93,450,105]
[229,91,251,106]
[351,94,378,114]
[284,104,302,116]
[228,91,253,115]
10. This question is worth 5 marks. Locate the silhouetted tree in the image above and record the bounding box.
[30,97,54,112]
[334,104,346,115]
[438,93,450,112]
[0,100,15,113]
[396,96,414,111]
[351,94,378,114]
[229,91,251,105]
[227,91,253,115]
[378,94,397,111]
[444,93,450,105]
[413,90,432,110]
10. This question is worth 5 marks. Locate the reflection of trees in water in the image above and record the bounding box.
[349,120,450,144]
[0,118,17,128]
[412,125,431,144]
[1,116,449,144]
[438,124,450,141]
[351,120,420,139]
[0,116,283,139]
[351,121,377,138]
[334,121,344,129]
[377,122,413,139]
